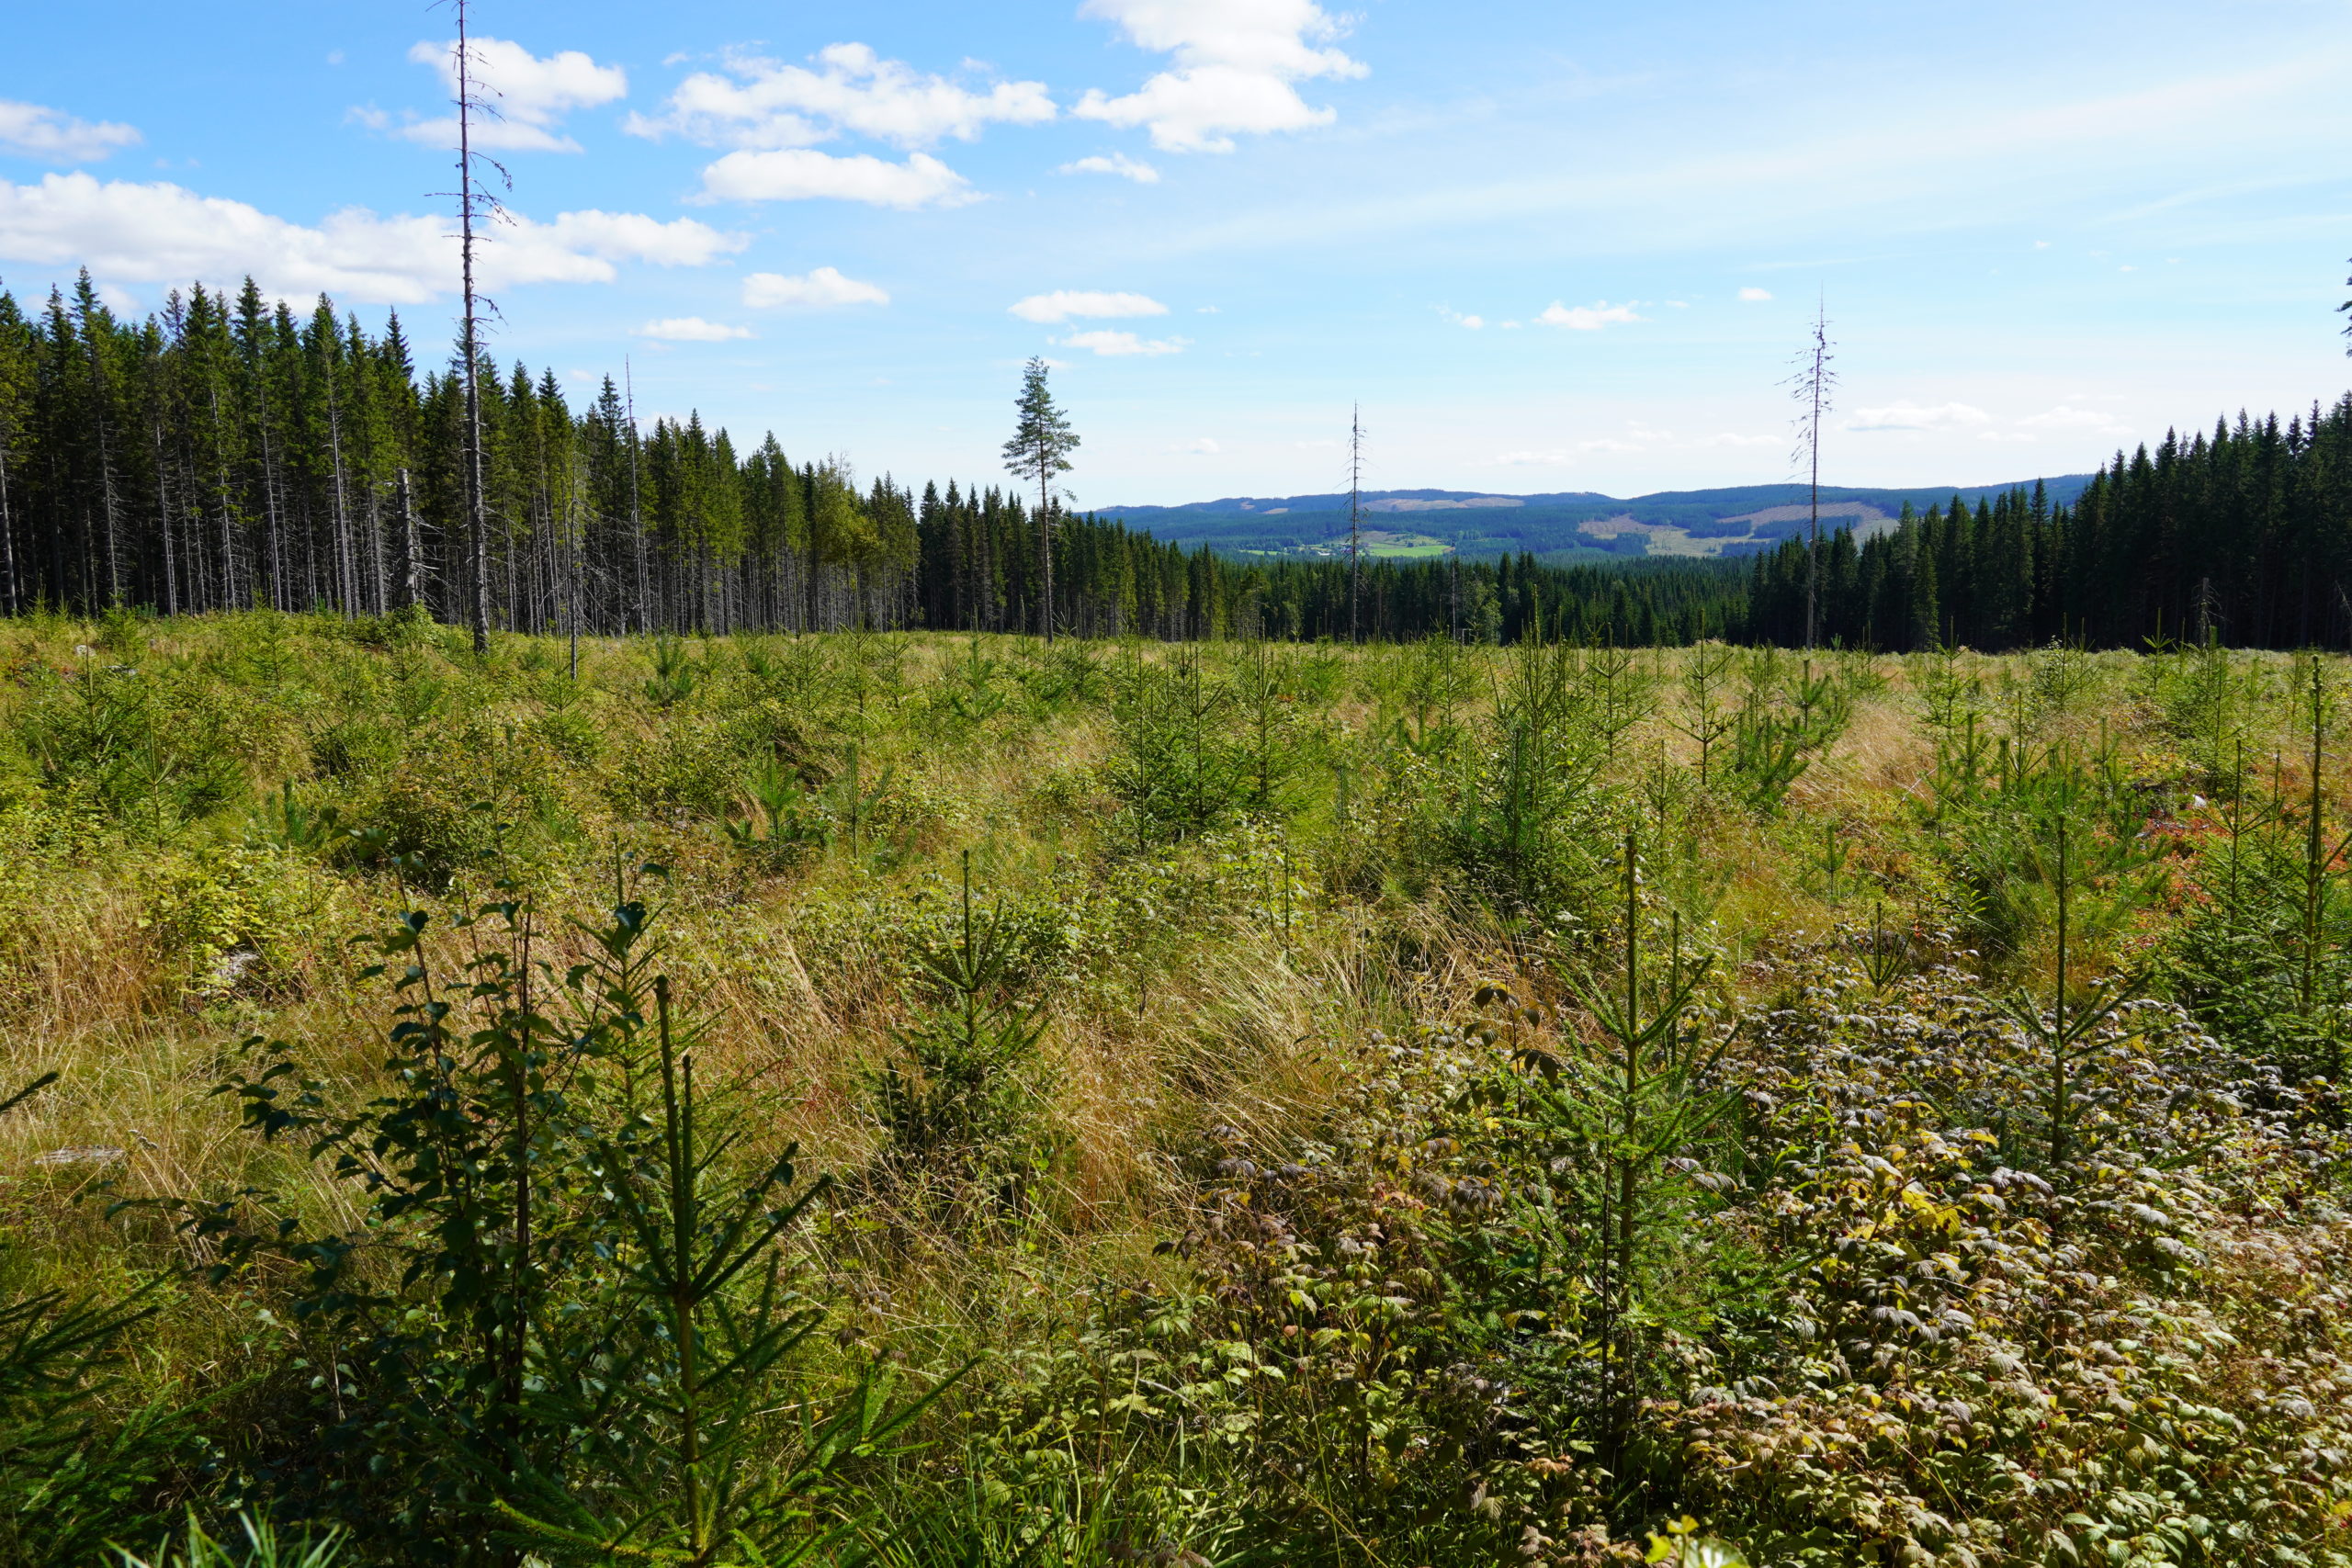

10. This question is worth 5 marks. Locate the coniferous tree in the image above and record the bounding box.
[1001,356,1078,641]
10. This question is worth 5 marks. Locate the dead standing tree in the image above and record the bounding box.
[1349,403,1365,645]
[1787,299,1838,650]
[435,0,510,655]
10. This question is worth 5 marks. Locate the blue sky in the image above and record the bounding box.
[3,0,2349,506]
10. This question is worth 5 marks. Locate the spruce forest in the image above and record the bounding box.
[10,273,2352,651]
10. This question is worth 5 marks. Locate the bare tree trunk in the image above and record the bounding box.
[88,352,124,606]
[397,466,424,609]
[625,360,648,634]
[1039,485,1055,643]
[152,412,176,615]
[1349,403,1363,644]
[0,437,17,616]
[324,365,354,615]
[259,417,285,611]
[367,485,389,613]
[456,0,492,653]
[210,389,239,611]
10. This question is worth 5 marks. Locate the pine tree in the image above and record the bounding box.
[1001,357,1077,642]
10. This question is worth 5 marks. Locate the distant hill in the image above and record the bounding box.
[1097,478,2096,563]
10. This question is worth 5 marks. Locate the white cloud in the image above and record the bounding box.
[1060,329,1186,355]
[0,100,141,164]
[695,148,972,207]
[629,42,1052,151]
[1059,152,1161,183]
[0,172,741,303]
[1496,450,1572,466]
[1437,306,1483,329]
[540,209,743,267]
[1537,299,1643,331]
[2018,404,2132,435]
[1010,289,1168,322]
[399,37,627,153]
[741,265,889,308]
[1737,286,1772,301]
[1845,400,1992,433]
[1183,436,1221,454]
[635,317,752,342]
[1075,0,1367,152]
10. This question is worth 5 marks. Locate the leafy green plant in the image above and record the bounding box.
[117,1513,347,1568]
[1724,653,1849,815]
[17,659,243,834]
[2165,659,2352,1081]
[497,977,943,1568]
[167,887,655,1557]
[1105,650,1246,846]
[1671,642,1739,789]
[646,637,700,708]
[1448,613,1603,912]
[1487,832,1740,1480]
[722,755,831,868]
[0,1074,193,1566]
[1577,642,1657,764]
[859,855,1056,1219]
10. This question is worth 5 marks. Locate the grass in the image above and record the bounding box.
[0,613,2344,1568]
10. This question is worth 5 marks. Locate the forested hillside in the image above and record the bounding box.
[1096,478,2096,560]
[4,272,2349,651]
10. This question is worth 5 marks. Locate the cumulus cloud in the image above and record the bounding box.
[629,42,1052,150]
[1058,152,1160,183]
[1060,329,1185,355]
[1737,286,1772,301]
[1537,299,1642,331]
[635,317,752,341]
[695,147,972,207]
[1075,0,1367,152]
[1845,401,1992,433]
[1436,306,1483,329]
[399,37,628,152]
[1010,289,1168,322]
[0,100,141,164]
[741,265,889,308]
[0,172,741,303]
[1183,436,1220,454]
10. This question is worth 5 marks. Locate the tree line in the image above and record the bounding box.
[6,271,2349,650]
[1746,396,2352,651]
[0,271,1758,643]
